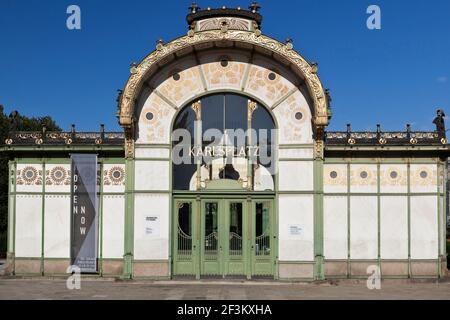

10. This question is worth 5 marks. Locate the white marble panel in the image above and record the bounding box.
[278,195,314,261]
[324,196,348,259]
[278,161,314,191]
[15,195,42,258]
[410,196,438,259]
[324,164,348,194]
[133,193,170,260]
[102,195,125,259]
[16,164,43,193]
[380,196,408,259]
[44,195,70,258]
[134,161,170,191]
[350,196,378,259]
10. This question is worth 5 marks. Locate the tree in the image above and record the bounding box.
[0,105,61,256]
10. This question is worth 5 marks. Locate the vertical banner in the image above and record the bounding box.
[71,154,98,273]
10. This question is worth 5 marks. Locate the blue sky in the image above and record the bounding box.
[0,0,449,132]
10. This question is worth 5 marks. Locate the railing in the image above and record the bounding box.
[4,130,125,146]
[325,129,445,146]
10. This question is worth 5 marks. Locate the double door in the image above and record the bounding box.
[173,198,275,279]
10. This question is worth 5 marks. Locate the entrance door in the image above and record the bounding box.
[173,200,198,276]
[172,197,275,278]
[251,201,275,276]
[201,201,221,275]
[200,199,247,277]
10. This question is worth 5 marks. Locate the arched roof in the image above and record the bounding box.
[118,17,329,134]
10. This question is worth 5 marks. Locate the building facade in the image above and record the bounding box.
[2,6,448,280]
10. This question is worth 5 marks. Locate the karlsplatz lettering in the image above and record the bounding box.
[189,146,260,158]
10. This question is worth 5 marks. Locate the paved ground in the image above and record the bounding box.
[0,278,450,300]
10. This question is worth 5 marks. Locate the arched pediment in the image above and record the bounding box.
[118,30,329,135]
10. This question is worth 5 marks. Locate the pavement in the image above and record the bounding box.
[0,278,450,300]
[0,260,5,276]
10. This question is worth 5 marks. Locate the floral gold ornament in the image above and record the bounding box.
[440,137,447,145]
[247,100,258,121]
[348,138,356,145]
[191,101,202,120]
[410,138,418,145]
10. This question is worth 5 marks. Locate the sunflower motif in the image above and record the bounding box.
[22,166,38,184]
[108,167,125,185]
[50,166,67,184]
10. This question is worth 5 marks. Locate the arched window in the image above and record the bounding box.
[172,93,275,191]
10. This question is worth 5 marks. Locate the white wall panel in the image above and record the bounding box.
[45,164,71,193]
[380,196,408,259]
[15,195,42,258]
[324,196,348,259]
[44,196,70,258]
[102,164,126,193]
[324,164,348,194]
[278,148,314,159]
[102,195,125,259]
[380,164,407,194]
[278,161,313,191]
[135,148,170,159]
[278,195,314,261]
[134,161,170,191]
[350,164,377,193]
[410,164,437,193]
[16,164,43,193]
[410,196,438,259]
[350,196,378,259]
[133,193,170,260]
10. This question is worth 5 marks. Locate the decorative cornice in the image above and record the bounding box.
[118,29,329,132]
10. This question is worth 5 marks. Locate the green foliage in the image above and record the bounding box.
[0,105,61,254]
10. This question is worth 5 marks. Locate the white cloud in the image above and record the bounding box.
[437,76,448,83]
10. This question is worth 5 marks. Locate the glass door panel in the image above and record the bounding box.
[173,201,196,275]
[225,201,246,276]
[252,201,274,276]
[201,201,221,276]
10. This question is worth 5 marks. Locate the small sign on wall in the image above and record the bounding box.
[289,224,303,237]
[145,215,160,238]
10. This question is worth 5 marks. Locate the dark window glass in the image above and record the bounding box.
[172,93,275,190]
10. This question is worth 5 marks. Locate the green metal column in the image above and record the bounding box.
[313,141,325,280]
[6,160,16,274]
[122,154,135,279]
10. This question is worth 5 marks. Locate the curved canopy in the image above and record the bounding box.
[118,29,330,133]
